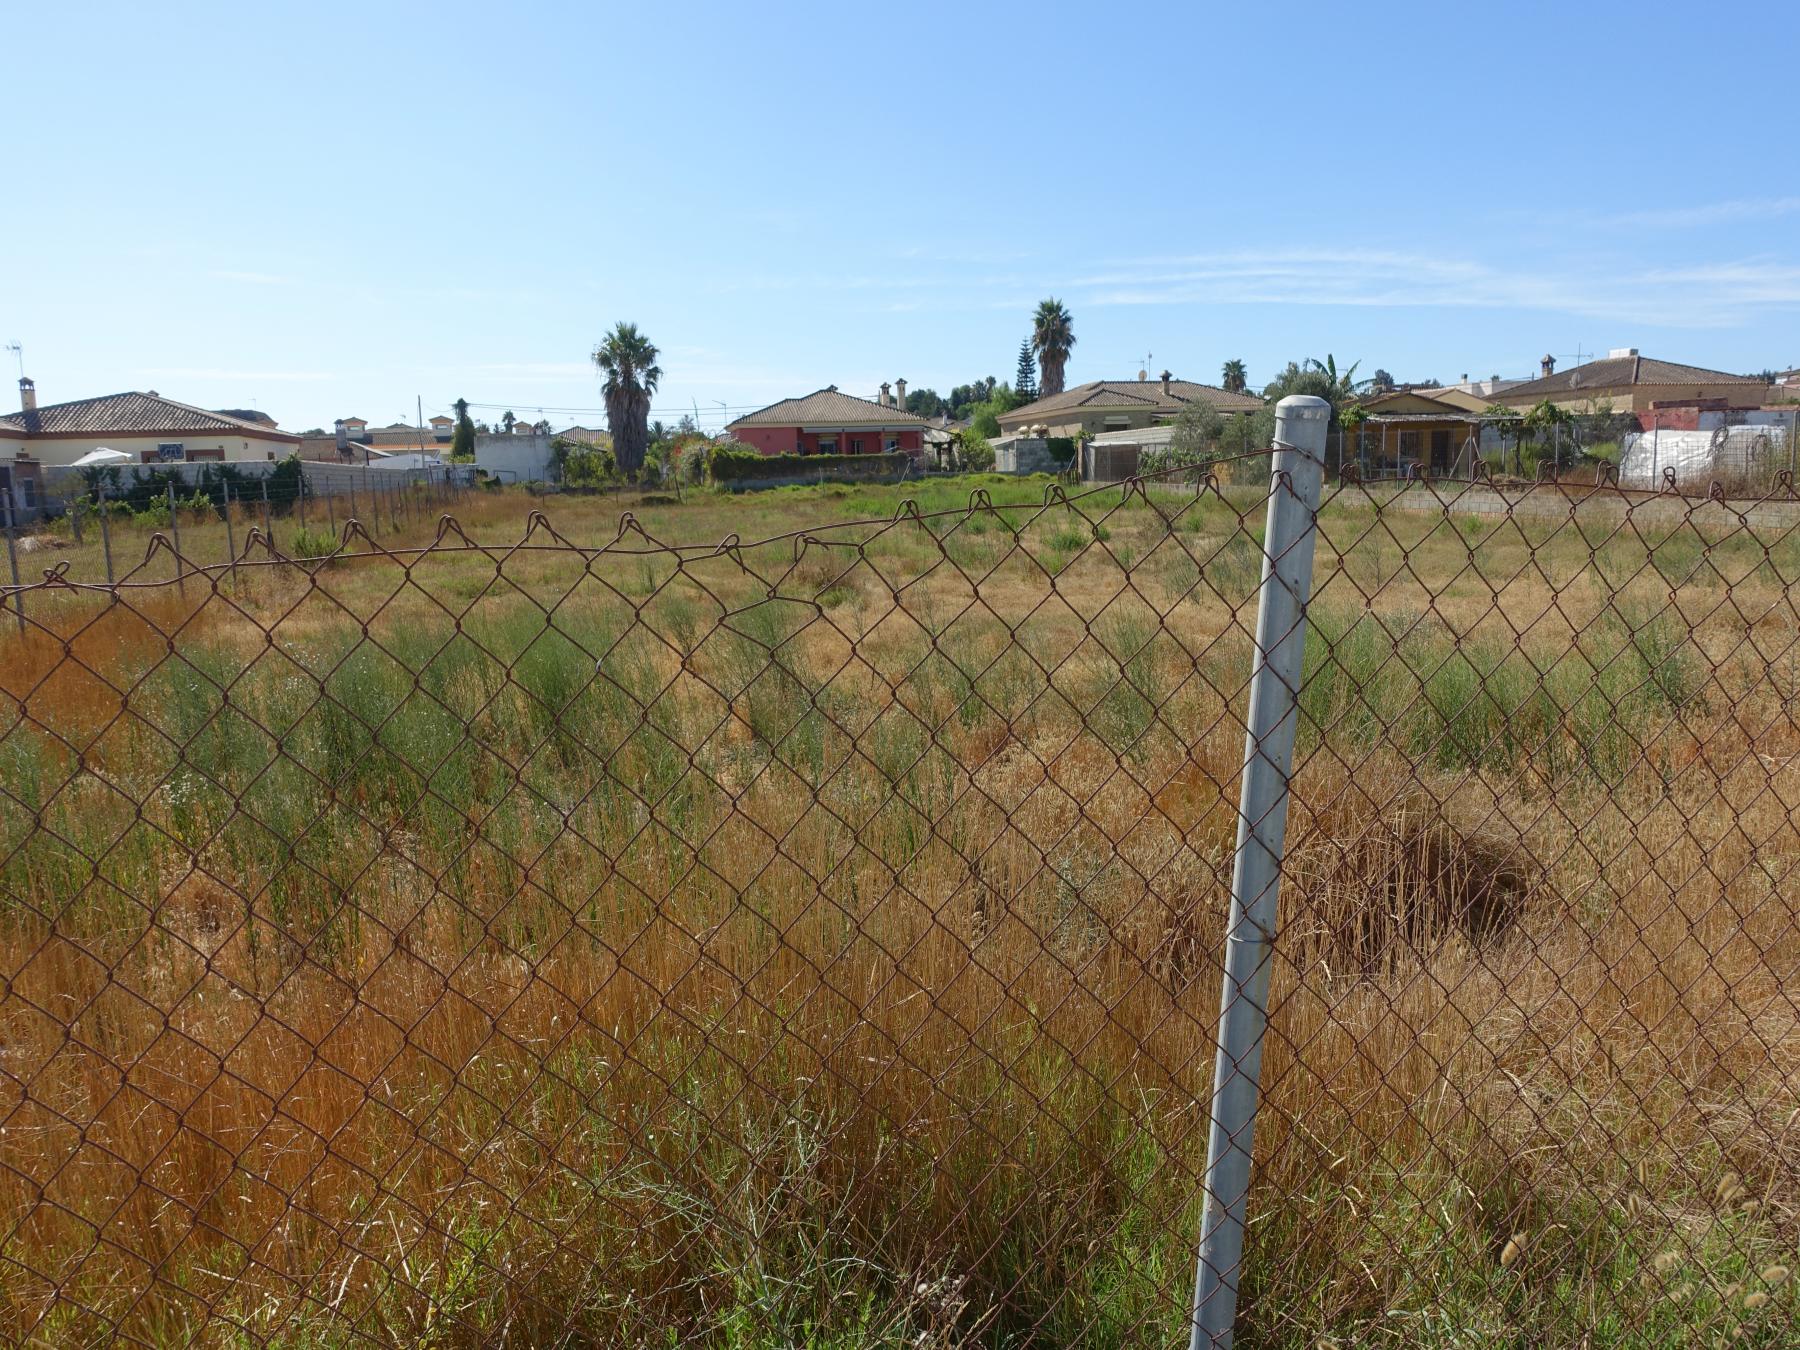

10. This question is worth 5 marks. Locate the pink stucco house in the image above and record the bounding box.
[726,385,930,457]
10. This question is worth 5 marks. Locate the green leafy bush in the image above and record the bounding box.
[552,440,618,488]
[288,525,341,566]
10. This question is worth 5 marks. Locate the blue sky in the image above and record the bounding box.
[8,1,1797,432]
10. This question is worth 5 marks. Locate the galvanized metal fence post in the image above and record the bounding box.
[167,483,186,597]
[1190,394,1330,1349]
[223,483,237,587]
[98,487,114,585]
[3,486,23,635]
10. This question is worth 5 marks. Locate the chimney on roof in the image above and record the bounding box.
[1541,354,1556,379]
[1607,347,1639,359]
[895,377,906,409]
[880,381,891,407]
[17,377,35,412]
[1160,369,1172,396]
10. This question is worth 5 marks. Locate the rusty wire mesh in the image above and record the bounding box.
[2,458,1800,1347]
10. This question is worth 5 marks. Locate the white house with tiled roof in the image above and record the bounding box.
[0,378,300,468]
[998,372,1263,439]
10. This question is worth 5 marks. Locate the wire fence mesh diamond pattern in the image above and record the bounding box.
[2,458,1799,1346]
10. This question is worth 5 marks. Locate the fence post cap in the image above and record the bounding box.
[1275,394,1331,420]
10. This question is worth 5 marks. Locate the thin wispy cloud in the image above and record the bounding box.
[1055,248,1800,327]
[735,242,1800,327]
[1605,197,1800,229]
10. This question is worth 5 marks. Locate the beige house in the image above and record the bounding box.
[1490,350,1770,414]
[0,379,299,468]
[998,372,1263,438]
[1352,390,1490,474]
[1388,385,1491,412]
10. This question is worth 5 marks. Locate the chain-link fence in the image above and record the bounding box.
[3,419,1800,1347]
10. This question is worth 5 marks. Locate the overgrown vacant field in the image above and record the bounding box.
[3,472,1800,1347]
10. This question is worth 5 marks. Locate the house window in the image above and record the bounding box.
[850,438,864,454]
[156,442,184,461]
[884,437,899,453]
[817,437,837,454]
[1103,414,1130,430]
[17,477,36,509]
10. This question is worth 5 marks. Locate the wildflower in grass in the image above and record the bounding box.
[1761,1265,1789,1286]
[1744,1291,1770,1310]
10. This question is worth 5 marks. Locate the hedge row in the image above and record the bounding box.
[708,447,910,484]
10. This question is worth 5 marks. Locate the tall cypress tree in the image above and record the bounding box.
[1015,338,1038,403]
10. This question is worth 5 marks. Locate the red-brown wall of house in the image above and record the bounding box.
[731,426,922,455]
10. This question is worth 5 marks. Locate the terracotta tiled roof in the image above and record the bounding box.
[0,414,24,435]
[1001,379,1263,422]
[1499,355,1768,402]
[211,407,278,427]
[1360,389,1480,414]
[728,388,932,430]
[0,392,299,441]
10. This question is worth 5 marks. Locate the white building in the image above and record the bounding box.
[0,379,300,468]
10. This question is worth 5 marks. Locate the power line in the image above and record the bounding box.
[461,400,767,416]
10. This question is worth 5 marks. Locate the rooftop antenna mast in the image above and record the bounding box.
[4,342,21,381]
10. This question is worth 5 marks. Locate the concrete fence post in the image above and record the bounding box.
[1189,394,1329,1349]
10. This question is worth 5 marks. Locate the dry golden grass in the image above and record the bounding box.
[1,474,1799,1346]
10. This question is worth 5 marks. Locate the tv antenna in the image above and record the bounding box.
[3,342,21,381]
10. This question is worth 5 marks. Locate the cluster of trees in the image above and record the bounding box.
[905,297,1076,425]
[904,377,1005,422]
[902,379,1026,436]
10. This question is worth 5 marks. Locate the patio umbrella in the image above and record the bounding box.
[69,448,132,467]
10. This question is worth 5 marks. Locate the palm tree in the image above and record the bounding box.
[593,322,662,475]
[1304,354,1368,405]
[1031,299,1075,397]
[1221,359,1248,394]
[501,410,516,434]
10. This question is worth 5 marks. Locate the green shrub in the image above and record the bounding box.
[553,439,617,487]
[289,525,341,566]
[708,448,909,486]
